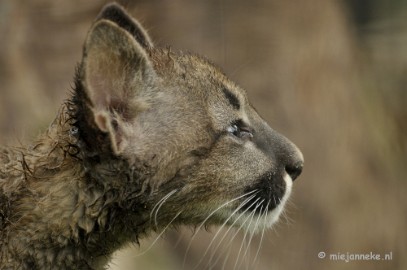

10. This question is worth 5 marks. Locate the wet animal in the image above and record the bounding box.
[0,3,304,269]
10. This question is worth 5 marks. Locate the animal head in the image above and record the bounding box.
[74,3,304,233]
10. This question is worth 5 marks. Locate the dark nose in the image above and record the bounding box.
[285,161,303,181]
[251,119,304,181]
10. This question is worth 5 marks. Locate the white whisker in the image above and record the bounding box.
[233,209,256,270]
[207,196,261,268]
[221,245,232,270]
[243,203,264,270]
[239,199,264,268]
[149,189,177,229]
[252,202,269,268]
[182,189,257,268]
[136,211,181,257]
[193,193,258,270]
[171,228,187,250]
[281,208,293,226]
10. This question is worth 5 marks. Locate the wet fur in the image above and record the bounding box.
[0,3,303,269]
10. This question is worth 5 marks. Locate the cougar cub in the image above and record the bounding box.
[0,3,303,269]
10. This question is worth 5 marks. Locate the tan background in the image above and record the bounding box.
[0,0,406,269]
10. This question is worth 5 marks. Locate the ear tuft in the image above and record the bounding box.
[97,3,153,48]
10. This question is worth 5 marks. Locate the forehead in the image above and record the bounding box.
[151,48,247,100]
[149,49,252,130]
[178,54,254,125]
[186,55,247,102]
[188,56,250,119]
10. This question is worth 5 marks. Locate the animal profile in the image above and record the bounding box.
[0,3,303,269]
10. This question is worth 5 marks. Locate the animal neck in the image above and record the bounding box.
[1,106,153,269]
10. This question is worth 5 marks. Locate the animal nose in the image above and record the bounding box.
[285,161,303,181]
[251,122,304,181]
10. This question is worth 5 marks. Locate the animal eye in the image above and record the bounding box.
[227,121,253,140]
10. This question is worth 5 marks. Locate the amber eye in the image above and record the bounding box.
[227,120,253,140]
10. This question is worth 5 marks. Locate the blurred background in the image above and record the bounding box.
[0,0,405,269]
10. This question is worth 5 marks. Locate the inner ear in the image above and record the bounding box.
[82,19,155,154]
[93,111,128,154]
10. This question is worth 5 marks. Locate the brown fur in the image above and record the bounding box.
[0,3,303,269]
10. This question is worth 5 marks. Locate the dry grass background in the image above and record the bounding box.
[0,0,406,269]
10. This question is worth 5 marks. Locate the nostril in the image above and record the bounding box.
[285,162,303,181]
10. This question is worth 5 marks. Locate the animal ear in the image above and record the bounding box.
[96,3,153,48]
[82,19,155,154]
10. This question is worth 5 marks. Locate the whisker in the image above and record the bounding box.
[218,211,252,270]
[209,198,260,269]
[171,228,187,250]
[239,199,265,268]
[149,189,177,228]
[195,193,257,270]
[182,189,257,267]
[252,202,269,268]
[282,199,296,227]
[281,208,293,226]
[207,196,262,268]
[233,209,256,270]
[136,211,182,257]
[221,245,232,270]
[154,190,177,229]
[242,203,264,270]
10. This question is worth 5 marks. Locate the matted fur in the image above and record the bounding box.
[0,3,303,269]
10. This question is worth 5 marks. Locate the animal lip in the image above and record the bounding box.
[239,172,286,214]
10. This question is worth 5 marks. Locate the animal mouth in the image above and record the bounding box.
[239,171,287,214]
[227,173,293,232]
